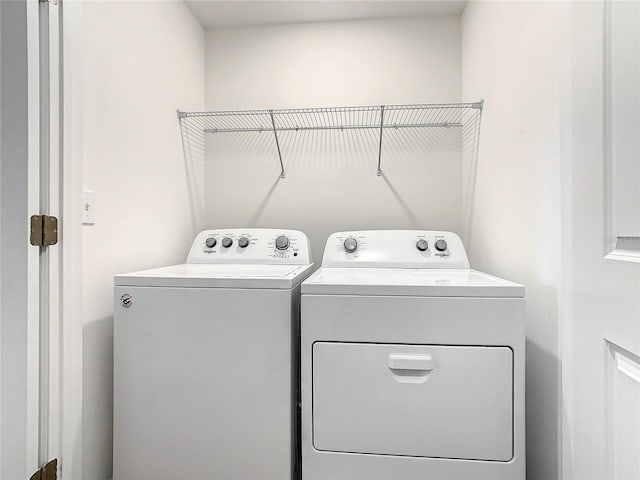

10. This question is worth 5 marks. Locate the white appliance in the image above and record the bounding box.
[301,230,525,480]
[113,228,313,480]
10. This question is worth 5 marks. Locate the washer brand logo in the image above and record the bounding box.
[120,294,133,308]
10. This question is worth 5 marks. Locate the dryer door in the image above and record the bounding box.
[312,342,513,461]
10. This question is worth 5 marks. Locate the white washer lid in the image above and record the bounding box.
[301,268,524,297]
[115,263,314,289]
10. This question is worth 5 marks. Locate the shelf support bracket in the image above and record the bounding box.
[269,110,286,178]
[472,99,484,110]
[377,105,385,176]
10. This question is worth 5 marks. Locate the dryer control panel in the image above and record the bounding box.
[187,228,312,265]
[322,230,469,269]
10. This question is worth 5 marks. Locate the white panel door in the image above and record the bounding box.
[565,3,640,479]
[0,2,39,478]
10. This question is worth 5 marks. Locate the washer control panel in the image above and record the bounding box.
[322,230,469,268]
[187,228,312,264]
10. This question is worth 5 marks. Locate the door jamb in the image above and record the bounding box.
[59,1,83,478]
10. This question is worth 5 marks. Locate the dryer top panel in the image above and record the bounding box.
[321,230,469,269]
[301,268,524,297]
[186,228,311,265]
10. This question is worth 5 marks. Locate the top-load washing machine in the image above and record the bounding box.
[301,230,525,480]
[113,228,313,480]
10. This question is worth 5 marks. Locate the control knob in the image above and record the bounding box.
[416,239,428,252]
[435,239,448,252]
[205,237,217,248]
[221,237,233,248]
[238,237,249,248]
[343,237,358,253]
[275,235,290,251]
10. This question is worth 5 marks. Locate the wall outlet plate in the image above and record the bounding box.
[83,190,96,225]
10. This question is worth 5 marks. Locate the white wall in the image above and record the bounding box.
[82,2,204,478]
[0,1,30,478]
[461,2,567,479]
[81,6,638,479]
[204,17,462,261]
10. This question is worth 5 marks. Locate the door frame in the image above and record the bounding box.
[27,0,82,476]
[59,0,84,478]
[26,0,84,478]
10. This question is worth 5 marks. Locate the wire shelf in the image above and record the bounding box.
[178,101,483,178]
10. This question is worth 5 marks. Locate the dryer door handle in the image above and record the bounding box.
[388,354,434,372]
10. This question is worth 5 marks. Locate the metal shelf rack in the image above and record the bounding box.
[177,101,483,178]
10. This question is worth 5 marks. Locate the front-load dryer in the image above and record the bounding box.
[113,228,313,480]
[301,230,525,480]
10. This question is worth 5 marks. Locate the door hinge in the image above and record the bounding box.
[30,215,58,247]
[30,459,58,480]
